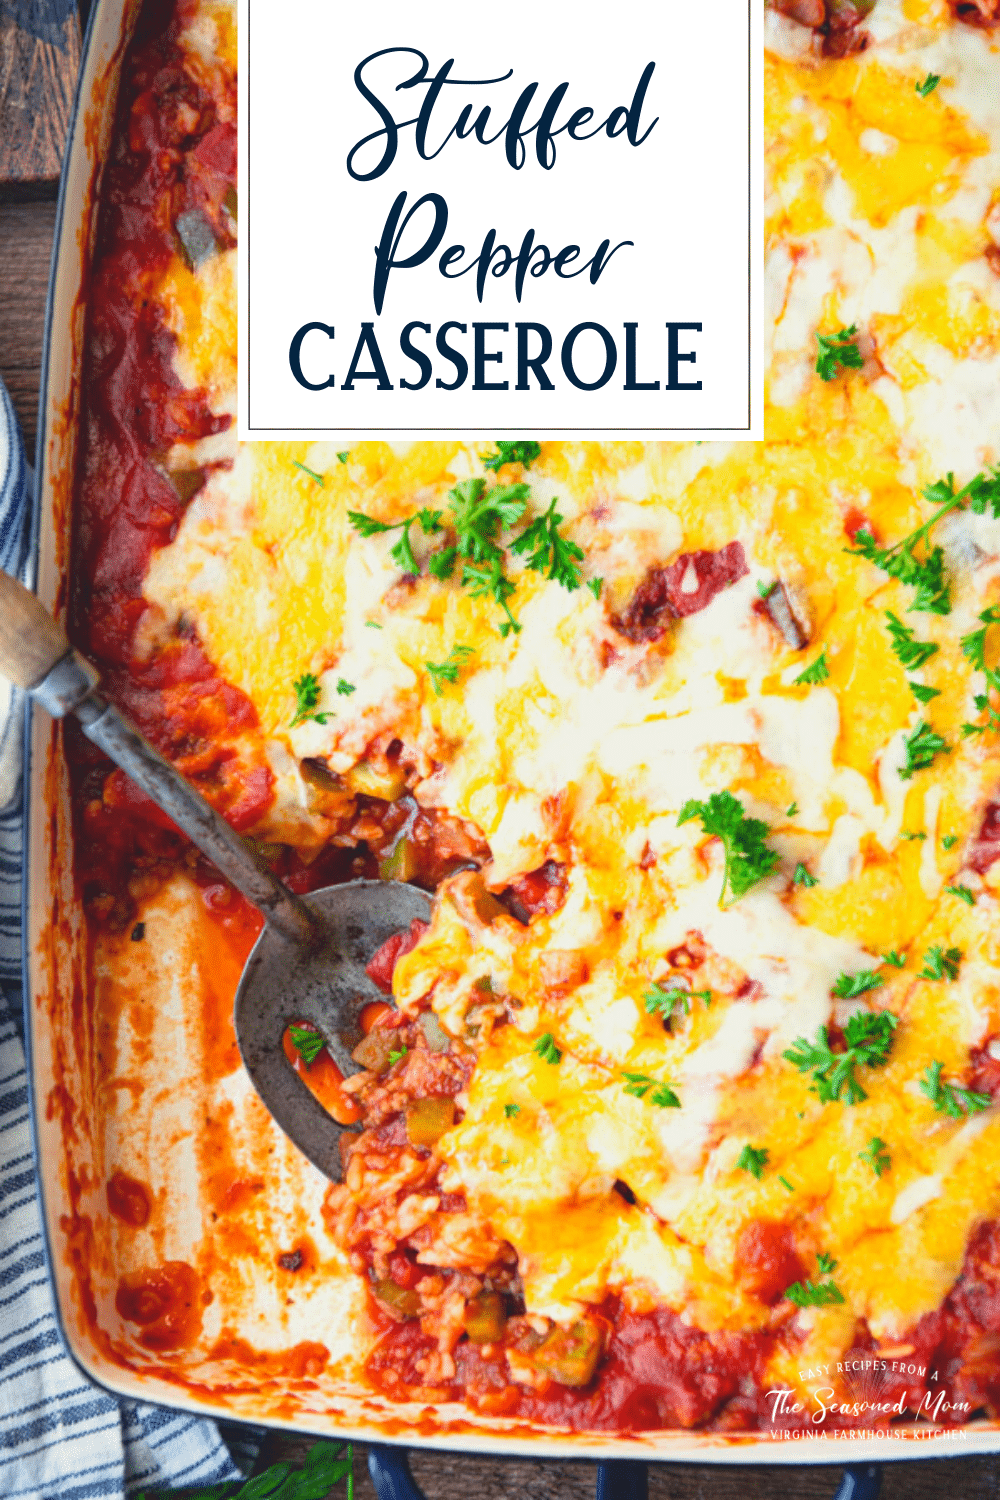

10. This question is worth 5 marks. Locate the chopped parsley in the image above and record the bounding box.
[946,884,976,907]
[909,681,941,704]
[449,478,528,564]
[757,579,777,600]
[587,577,603,601]
[786,1254,846,1308]
[482,440,542,473]
[916,72,941,96]
[778,1175,796,1193]
[919,1060,990,1118]
[882,950,906,969]
[794,650,829,686]
[901,829,927,842]
[783,1010,898,1105]
[643,982,711,1028]
[736,1144,769,1180]
[859,1136,891,1177]
[463,558,522,637]
[918,945,962,981]
[288,1026,325,1067]
[621,1071,681,1108]
[815,325,863,382]
[292,459,324,486]
[793,862,819,889]
[786,802,799,817]
[511,497,584,591]
[677,790,779,907]
[942,834,958,850]
[336,678,356,696]
[504,1103,521,1119]
[424,644,475,696]
[884,611,939,671]
[388,1044,408,1065]
[347,506,442,575]
[337,451,349,463]
[290,672,335,727]
[960,605,1000,738]
[899,720,949,780]
[534,1032,562,1065]
[364,620,382,630]
[427,546,458,580]
[832,969,884,999]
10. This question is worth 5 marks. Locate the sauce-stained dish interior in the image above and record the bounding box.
[58,0,1000,1438]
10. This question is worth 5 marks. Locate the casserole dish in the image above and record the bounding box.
[22,0,1000,1486]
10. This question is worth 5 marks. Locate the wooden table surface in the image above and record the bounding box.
[2,196,997,1498]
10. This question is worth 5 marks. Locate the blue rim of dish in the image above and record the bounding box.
[14,6,903,1488]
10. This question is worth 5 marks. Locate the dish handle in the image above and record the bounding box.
[366,1447,883,1499]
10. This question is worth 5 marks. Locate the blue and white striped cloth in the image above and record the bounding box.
[0,379,256,1497]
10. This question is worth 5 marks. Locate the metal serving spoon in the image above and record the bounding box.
[0,568,430,1180]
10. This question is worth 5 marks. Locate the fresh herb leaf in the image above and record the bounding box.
[918,945,962,981]
[786,802,799,817]
[504,1103,521,1118]
[534,1032,562,1065]
[347,510,396,538]
[785,1254,846,1307]
[511,497,584,591]
[908,681,941,703]
[899,719,949,780]
[916,72,941,96]
[288,1026,325,1068]
[832,969,884,999]
[290,672,335,727]
[336,678,356,696]
[737,1144,769,1180]
[390,521,419,575]
[942,834,958,850]
[621,1071,681,1108]
[424,644,475,696]
[960,605,1000,671]
[815,325,863,382]
[365,620,382,630]
[778,1175,796,1193]
[677,790,779,906]
[757,580,777,600]
[643,982,711,1028]
[946,884,976,907]
[138,1441,357,1500]
[783,1010,898,1105]
[882,950,906,968]
[449,478,528,564]
[337,451,349,463]
[417,507,443,534]
[901,830,927,842]
[793,862,819,888]
[794,650,829,686]
[388,1045,408,1065]
[587,577,603,601]
[482,440,542,473]
[428,547,458,580]
[859,1136,891,1177]
[292,459,324,486]
[463,558,521,637]
[884,611,940,671]
[919,1060,990,1119]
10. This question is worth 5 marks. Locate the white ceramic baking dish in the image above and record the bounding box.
[21,0,998,1489]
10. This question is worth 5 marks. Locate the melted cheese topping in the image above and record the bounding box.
[143,0,1000,1402]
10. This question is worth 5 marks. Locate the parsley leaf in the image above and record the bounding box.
[884,611,939,671]
[424,644,475,696]
[292,459,324,486]
[859,1136,891,1177]
[882,950,906,968]
[621,1071,681,1108]
[793,862,818,888]
[482,440,542,473]
[757,580,777,600]
[288,1026,325,1067]
[677,790,779,906]
[960,605,1000,671]
[587,577,603,601]
[942,834,958,850]
[510,498,584,591]
[794,650,829,685]
[899,719,949,780]
[534,1033,562,1065]
[778,1175,796,1193]
[901,829,927,841]
[786,1254,845,1307]
[347,510,395,538]
[916,72,941,96]
[428,547,458,580]
[449,478,528,563]
[337,451,349,463]
[140,1440,357,1500]
[388,1044,408,1065]
[946,883,975,906]
[347,506,441,576]
[643,982,711,1028]
[918,945,962,981]
[336,678,356,696]
[290,672,336,727]
[816,325,863,382]
[919,1060,990,1119]
[832,969,884,999]
[737,1144,769,1180]
[909,681,941,704]
[783,1010,898,1105]
[504,1103,521,1118]
[786,802,799,817]
[463,559,522,637]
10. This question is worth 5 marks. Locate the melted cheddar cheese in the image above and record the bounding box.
[141,0,1000,1405]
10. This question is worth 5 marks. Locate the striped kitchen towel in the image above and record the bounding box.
[0,379,257,1497]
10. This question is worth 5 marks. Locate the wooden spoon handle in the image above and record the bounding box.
[0,568,71,690]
